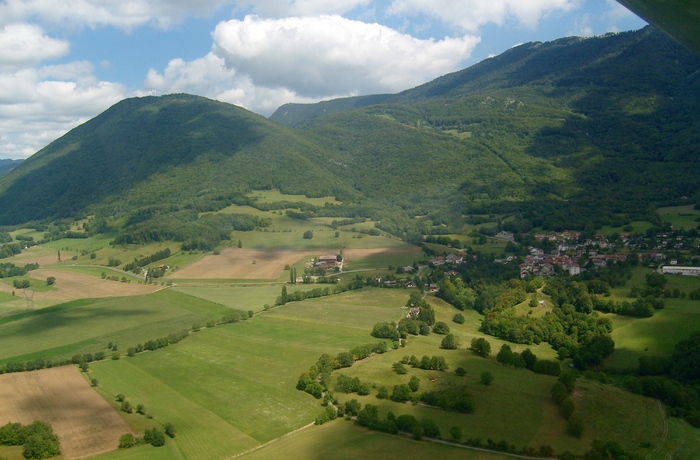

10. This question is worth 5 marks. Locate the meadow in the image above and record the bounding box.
[330,296,663,457]
[238,418,512,460]
[604,267,700,370]
[0,195,699,460]
[0,289,235,366]
[85,288,409,459]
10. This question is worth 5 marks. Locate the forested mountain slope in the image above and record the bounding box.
[273,26,700,230]
[0,159,21,178]
[0,95,356,225]
[1,27,698,236]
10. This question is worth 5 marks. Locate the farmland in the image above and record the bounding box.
[0,366,132,460]
[0,194,699,460]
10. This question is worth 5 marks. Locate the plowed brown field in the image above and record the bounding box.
[169,248,313,279]
[0,366,133,459]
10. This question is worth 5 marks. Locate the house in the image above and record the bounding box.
[568,263,581,276]
[428,284,439,293]
[430,256,446,266]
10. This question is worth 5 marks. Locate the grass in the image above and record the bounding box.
[84,288,410,458]
[605,297,700,370]
[0,289,236,365]
[342,246,424,271]
[90,358,258,460]
[173,284,323,312]
[248,189,341,206]
[239,419,511,460]
[604,267,700,370]
[657,205,700,230]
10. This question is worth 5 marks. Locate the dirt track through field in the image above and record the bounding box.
[0,366,133,459]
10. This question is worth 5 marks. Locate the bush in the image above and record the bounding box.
[567,414,584,438]
[471,338,491,357]
[144,428,165,447]
[118,433,135,448]
[391,384,413,402]
[441,333,459,350]
[452,313,465,324]
[408,376,420,392]
[432,321,450,334]
[480,372,494,386]
[120,401,133,414]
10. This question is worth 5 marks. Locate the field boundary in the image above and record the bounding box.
[226,422,315,459]
[646,399,669,460]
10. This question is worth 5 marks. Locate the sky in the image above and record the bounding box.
[0,0,646,159]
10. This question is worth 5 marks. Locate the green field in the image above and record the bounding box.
[239,419,512,460]
[604,268,700,370]
[328,296,664,457]
[0,289,236,365]
[657,205,700,230]
[248,189,341,207]
[173,284,322,312]
[86,288,409,458]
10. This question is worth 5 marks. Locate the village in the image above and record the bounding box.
[496,228,700,279]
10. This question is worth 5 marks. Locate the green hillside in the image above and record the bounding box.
[272,27,700,231]
[0,159,21,178]
[0,94,356,226]
[1,27,699,237]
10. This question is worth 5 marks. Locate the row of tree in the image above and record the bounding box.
[0,262,39,278]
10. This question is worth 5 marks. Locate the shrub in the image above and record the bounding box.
[144,428,165,447]
[432,321,450,334]
[452,313,465,324]
[480,372,494,386]
[118,433,135,449]
[441,333,459,350]
[567,414,584,438]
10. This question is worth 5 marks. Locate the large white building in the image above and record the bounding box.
[660,266,700,276]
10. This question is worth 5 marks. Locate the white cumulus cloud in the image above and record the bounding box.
[0,23,70,69]
[0,61,125,158]
[0,0,232,30]
[212,15,479,98]
[388,0,581,32]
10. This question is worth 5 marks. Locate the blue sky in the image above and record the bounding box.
[0,0,645,159]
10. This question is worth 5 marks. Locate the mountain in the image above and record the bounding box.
[272,26,700,230]
[0,159,22,178]
[1,27,699,236]
[0,94,356,226]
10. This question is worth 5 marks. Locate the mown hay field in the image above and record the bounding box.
[0,290,235,366]
[239,419,512,460]
[0,366,132,460]
[87,288,409,459]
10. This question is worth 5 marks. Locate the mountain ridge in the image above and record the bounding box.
[1,26,698,236]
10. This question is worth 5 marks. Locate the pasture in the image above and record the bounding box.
[239,419,511,460]
[174,283,329,312]
[329,296,648,456]
[0,366,132,460]
[0,289,235,366]
[657,205,700,230]
[604,267,700,370]
[86,288,410,458]
[248,189,341,206]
